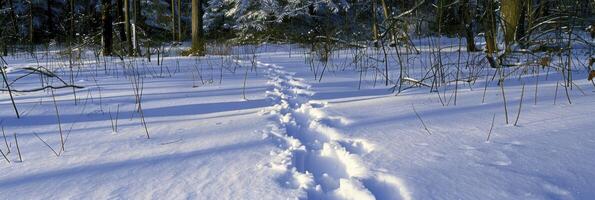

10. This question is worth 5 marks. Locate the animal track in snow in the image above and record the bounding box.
[260,61,410,200]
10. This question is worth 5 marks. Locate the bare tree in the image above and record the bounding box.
[116,0,127,41]
[102,0,113,56]
[483,0,498,69]
[46,0,54,38]
[124,0,134,55]
[8,0,19,36]
[29,0,34,44]
[460,0,478,51]
[177,0,182,41]
[171,0,177,42]
[501,0,522,52]
[371,0,379,46]
[191,0,205,55]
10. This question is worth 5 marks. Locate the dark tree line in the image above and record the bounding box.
[0,0,593,57]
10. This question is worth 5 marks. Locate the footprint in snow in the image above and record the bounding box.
[491,151,512,166]
[338,139,374,155]
[459,144,477,150]
[414,142,429,147]
[542,182,572,199]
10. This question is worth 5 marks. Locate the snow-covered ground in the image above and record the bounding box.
[0,43,594,199]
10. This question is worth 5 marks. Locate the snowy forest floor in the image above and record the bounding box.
[0,43,594,200]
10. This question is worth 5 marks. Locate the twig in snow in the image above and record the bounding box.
[571,81,586,96]
[487,113,496,142]
[0,60,19,118]
[51,89,65,152]
[2,126,10,153]
[514,82,525,126]
[499,68,509,124]
[109,104,120,133]
[139,104,150,139]
[33,132,60,157]
[0,148,9,164]
[0,85,84,93]
[554,81,560,105]
[482,68,492,104]
[412,104,432,135]
[14,133,22,162]
[402,77,431,87]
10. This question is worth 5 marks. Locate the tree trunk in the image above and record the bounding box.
[538,0,549,19]
[371,0,379,46]
[501,0,522,52]
[134,0,143,34]
[380,0,395,45]
[191,0,205,55]
[124,0,134,56]
[46,0,53,39]
[483,0,497,55]
[515,0,527,48]
[102,0,113,56]
[171,0,176,42]
[177,0,182,41]
[88,0,98,29]
[583,0,592,16]
[133,0,142,56]
[70,0,75,42]
[7,0,18,38]
[0,6,5,55]
[134,0,142,26]
[116,0,126,41]
[460,0,478,51]
[3,0,17,53]
[29,1,34,44]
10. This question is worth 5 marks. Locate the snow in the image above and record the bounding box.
[256,47,595,199]
[263,62,402,199]
[1,42,594,199]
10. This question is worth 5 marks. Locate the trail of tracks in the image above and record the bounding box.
[261,61,410,200]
